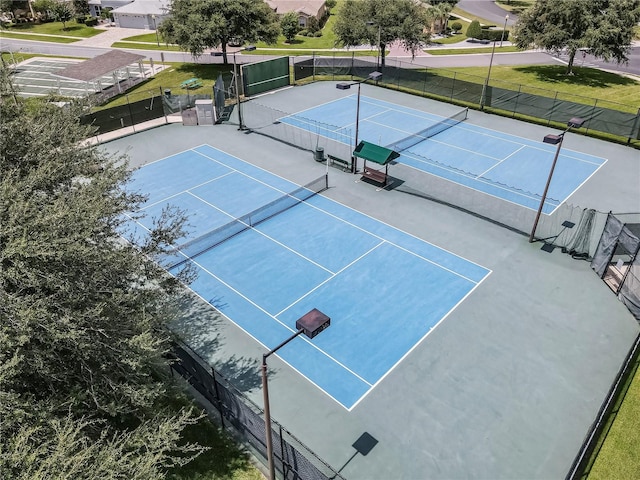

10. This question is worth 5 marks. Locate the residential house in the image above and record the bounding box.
[265,0,326,28]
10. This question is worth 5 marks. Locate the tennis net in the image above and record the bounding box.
[386,107,468,152]
[163,174,328,270]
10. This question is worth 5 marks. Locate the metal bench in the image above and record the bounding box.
[328,154,352,172]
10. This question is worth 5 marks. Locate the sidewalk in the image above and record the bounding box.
[73,24,154,47]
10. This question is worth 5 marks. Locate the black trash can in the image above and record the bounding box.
[314,146,325,162]
[164,89,171,97]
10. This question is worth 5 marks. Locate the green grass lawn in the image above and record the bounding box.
[587,359,640,479]
[0,31,80,43]
[112,41,184,51]
[95,63,233,109]
[440,64,640,111]
[2,21,103,37]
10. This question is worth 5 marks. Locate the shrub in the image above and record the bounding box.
[451,21,462,33]
[466,20,482,39]
[313,31,322,37]
[84,17,98,26]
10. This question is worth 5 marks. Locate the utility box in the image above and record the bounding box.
[195,99,215,125]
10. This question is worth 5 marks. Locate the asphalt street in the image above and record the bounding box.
[457,0,517,26]
[1,37,560,70]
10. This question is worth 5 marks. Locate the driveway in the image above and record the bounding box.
[457,0,517,26]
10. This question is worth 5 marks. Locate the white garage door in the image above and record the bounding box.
[116,14,148,29]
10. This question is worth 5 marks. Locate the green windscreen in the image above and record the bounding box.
[242,57,290,96]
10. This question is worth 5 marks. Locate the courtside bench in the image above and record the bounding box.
[361,167,387,186]
[353,140,400,189]
[328,154,352,171]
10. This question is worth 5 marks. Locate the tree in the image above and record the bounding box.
[429,1,453,35]
[32,0,56,20]
[514,0,640,74]
[0,67,204,477]
[51,1,72,29]
[73,0,90,16]
[159,0,280,64]
[281,11,299,43]
[334,0,430,66]
[325,0,337,12]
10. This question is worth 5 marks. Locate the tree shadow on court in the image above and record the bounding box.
[170,291,262,393]
[513,65,638,88]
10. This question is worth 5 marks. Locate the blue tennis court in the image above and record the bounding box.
[123,145,491,409]
[281,96,607,214]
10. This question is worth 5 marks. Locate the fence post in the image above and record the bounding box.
[211,368,226,429]
[451,72,456,102]
[126,94,136,133]
[628,107,640,145]
[279,424,287,478]
[548,91,558,126]
[512,84,522,118]
[312,52,316,82]
[586,98,599,135]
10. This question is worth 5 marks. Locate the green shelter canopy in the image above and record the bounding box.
[353,141,400,165]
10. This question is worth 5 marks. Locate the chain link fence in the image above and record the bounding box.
[292,55,640,146]
[169,338,346,480]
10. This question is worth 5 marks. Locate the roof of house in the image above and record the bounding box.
[266,0,326,16]
[55,50,145,82]
[111,0,169,15]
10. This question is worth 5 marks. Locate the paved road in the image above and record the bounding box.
[555,47,640,77]
[457,0,517,26]
[2,37,559,70]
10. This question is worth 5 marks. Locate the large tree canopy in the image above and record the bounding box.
[0,67,204,478]
[333,0,430,66]
[159,0,280,63]
[514,0,640,74]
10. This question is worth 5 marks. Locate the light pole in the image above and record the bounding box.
[262,309,330,480]
[350,71,382,173]
[233,45,256,130]
[500,15,509,48]
[528,117,585,243]
[479,39,497,110]
[151,15,159,46]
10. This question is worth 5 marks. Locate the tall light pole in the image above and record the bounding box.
[233,45,256,130]
[353,71,382,173]
[262,309,330,480]
[151,15,159,46]
[479,39,497,110]
[529,117,585,243]
[500,15,509,48]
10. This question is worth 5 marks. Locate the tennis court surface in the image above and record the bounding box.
[281,95,607,213]
[104,80,640,480]
[123,145,491,409]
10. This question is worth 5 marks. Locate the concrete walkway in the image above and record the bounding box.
[73,24,154,47]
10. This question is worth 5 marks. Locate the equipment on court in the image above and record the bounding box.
[164,175,328,270]
[386,107,468,152]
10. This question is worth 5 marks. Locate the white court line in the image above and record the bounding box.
[276,241,385,318]
[187,256,373,387]
[476,145,527,178]
[134,144,494,408]
[139,171,235,211]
